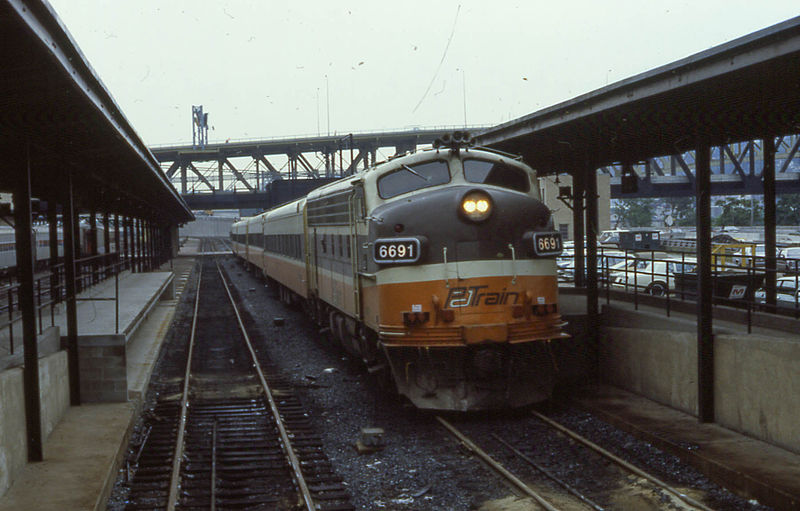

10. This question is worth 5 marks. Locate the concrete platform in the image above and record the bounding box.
[578,385,800,510]
[0,403,135,511]
[0,258,196,509]
[178,237,201,255]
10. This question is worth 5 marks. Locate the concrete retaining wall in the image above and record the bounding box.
[38,349,70,440]
[0,346,70,498]
[179,217,234,238]
[599,305,800,454]
[0,367,25,498]
[715,335,800,454]
[600,326,698,416]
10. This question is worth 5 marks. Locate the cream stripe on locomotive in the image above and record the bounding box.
[375,259,557,285]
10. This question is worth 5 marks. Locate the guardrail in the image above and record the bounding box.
[0,253,130,358]
[559,248,800,331]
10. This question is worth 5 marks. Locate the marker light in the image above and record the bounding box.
[460,191,493,222]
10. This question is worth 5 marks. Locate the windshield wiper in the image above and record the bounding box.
[401,164,429,181]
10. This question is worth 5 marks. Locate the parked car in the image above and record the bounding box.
[754,276,800,309]
[749,244,789,272]
[609,257,697,295]
[557,250,630,283]
[781,246,800,273]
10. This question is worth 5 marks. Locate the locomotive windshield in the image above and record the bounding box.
[377,160,450,198]
[463,159,530,192]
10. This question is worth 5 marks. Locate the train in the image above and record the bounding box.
[0,221,111,276]
[231,134,568,411]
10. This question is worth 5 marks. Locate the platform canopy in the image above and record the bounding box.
[475,16,800,175]
[0,0,193,224]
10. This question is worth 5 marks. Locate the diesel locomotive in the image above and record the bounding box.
[231,135,567,410]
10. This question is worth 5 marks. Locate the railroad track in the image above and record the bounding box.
[199,237,231,254]
[123,258,352,510]
[436,412,714,511]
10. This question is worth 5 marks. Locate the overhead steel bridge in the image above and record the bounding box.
[150,128,481,209]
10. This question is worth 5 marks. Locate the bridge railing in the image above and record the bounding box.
[149,124,493,150]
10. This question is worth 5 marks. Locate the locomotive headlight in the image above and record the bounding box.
[460,191,493,222]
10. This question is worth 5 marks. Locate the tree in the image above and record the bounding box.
[776,194,800,225]
[612,198,655,227]
[714,196,762,226]
[662,197,696,227]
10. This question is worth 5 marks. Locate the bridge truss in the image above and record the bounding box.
[604,133,800,197]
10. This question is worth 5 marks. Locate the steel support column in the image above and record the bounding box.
[14,151,43,461]
[89,210,98,256]
[146,220,152,271]
[572,171,586,288]
[141,218,147,271]
[134,218,141,273]
[695,143,714,423]
[585,166,599,323]
[128,218,134,272]
[763,136,777,308]
[114,214,120,259]
[142,219,148,271]
[123,217,130,271]
[149,222,155,269]
[72,197,82,294]
[156,226,162,266]
[62,172,80,406]
[47,201,59,303]
[103,212,110,255]
[143,220,149,270]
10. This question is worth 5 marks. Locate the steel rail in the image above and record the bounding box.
[215,261,316,511]
[492,434,605,511]
[531,411,714,511]
[210,420,218,511]
[435,416,560,511]
[166,262,203,511]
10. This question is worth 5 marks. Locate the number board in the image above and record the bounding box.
[533,232,563,256]
[374,238,421,264]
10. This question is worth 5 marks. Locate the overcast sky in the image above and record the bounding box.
[48,1,798,147]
